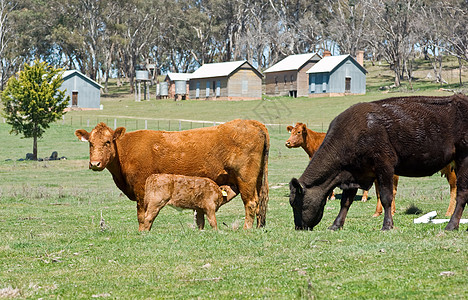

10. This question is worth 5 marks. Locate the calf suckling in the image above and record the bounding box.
[141,174,238,231]
[289,94,468,231]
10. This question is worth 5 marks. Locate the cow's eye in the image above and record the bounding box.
[105,141,111,146]
[297,131,301,134]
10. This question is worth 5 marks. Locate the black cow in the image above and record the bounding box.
[289,94,468,231]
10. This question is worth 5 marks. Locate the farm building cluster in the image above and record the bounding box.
[62,51,367,109]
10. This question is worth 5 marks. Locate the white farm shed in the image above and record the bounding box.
[61,70,103,109]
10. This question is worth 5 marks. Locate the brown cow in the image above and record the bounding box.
[287,123,457,217]
[142,174,238,231]
[75,119,269,230]
[289,95,468,231]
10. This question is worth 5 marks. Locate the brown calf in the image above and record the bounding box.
[142,174,238,231]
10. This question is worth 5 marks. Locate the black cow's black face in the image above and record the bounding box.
[289,178,326,230]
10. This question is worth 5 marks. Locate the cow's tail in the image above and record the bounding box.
[257,126,270,228]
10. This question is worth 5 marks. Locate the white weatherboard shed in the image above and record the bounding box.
[61,70,103,109]
[264,53,321,97]
[306,54,367,96]
[188,60,262,100]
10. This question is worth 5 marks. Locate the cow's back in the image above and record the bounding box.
[323,94,468,177]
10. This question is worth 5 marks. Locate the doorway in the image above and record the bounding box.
[72,91,78,106]
[345,78,351,93]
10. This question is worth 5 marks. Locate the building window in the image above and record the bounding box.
[216,80,221,97]
[206,81,210,97]
[196,81,200,98]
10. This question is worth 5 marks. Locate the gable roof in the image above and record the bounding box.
[165,73,192,81]
[62,70,103,89]
[264,53,321,73]
[306,54,367,74]
[190,60,263,79]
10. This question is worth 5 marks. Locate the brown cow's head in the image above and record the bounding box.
[75,123,126,171]
[285,123,307,148]
[289,178,327,230]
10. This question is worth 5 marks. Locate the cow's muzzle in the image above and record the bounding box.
[285,141,293,148]
[89,161,104,171]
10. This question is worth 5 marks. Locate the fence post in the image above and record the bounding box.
[114,118,117,129]
[179,120,182,131]
[87,119,90,127]
[145,120,148,130]
[62,116,65,125]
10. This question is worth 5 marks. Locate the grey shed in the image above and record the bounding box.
[306,54,367,97]
[61,70,103,109]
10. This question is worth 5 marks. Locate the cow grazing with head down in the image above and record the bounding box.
[289,94,468,231]
[75,119,269,231]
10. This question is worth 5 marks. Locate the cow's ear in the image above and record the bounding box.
[287,126,293,133]
[75,129,89,142]
[290,178,304,195]
[301,123,307,131]
[113,127,126,140]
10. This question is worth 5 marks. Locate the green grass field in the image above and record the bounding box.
[1,84,467,299]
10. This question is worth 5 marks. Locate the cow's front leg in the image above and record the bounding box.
[328,188,357,230]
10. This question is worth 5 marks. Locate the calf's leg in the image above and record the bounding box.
[328,188,358,230]
[140,196,170,231]
[195,209,205,230]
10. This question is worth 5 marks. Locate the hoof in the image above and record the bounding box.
[372,212,382,217]
[361,197,368,202]
[381,225,393,231]
[328,224,342,231]
[445,223,459,231]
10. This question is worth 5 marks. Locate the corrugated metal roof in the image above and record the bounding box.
[264,53,321,73]
[166,72,192,81]
[190,61,250,79]
[306,55,351,73]
[62,70,103,88]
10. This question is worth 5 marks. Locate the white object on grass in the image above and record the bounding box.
[413,211,437,224]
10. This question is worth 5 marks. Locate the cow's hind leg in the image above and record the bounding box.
[376,174,396,230]
[446,157,468,230]
[444,166,457,216]
[328,188,358,230]
[238,180,259,229]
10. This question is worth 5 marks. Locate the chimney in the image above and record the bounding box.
[356,50,364,67]
[323,50,332,57]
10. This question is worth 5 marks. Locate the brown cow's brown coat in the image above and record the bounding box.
[142,174,238,230]
[75,119,269,231]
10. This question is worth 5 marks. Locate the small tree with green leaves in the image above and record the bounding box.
[1,60,69,160]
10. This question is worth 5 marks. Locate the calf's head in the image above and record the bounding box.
[285,123,307,148]
[289,178,327,230]
[75,123,126,171]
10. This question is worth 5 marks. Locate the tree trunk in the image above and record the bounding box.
[33,134,38,161]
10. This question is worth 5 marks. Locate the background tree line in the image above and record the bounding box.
[1,0,467,92]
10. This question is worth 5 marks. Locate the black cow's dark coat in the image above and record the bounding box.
[290,94,468,231]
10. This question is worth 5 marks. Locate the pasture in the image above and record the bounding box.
[1,89,467,299]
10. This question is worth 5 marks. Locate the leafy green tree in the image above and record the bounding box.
[1,60,69,160]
